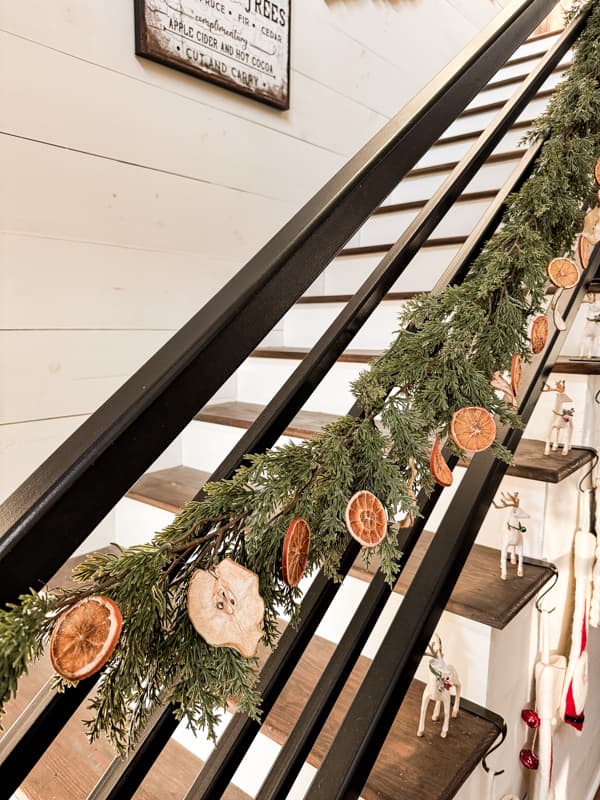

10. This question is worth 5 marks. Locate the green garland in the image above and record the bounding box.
[2,0,600,756]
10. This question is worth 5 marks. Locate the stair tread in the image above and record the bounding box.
[263,634,499,800]
[2,589,249,800]
[127,465,211,512]
[459,87,553,118]
[350,531,555,629]
[195,401,339,440]
[250,345,599,375]
[193,403,596,485]
[482,61,566,93]
[373,190,497,215]
[552,357,600,375]
[250,346,379,363]
[503,439,595,483]
[297,291,419,304]
[404,149,525,180]
[340,236,466,257]
[7,553,496,800]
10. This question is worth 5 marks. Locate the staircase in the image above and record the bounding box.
[2,2,600,799]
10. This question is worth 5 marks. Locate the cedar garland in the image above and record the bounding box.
[2,0,600,755]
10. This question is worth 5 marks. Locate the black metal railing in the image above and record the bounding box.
[0,1,588,798]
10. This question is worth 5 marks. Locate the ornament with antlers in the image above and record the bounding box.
[492,490,530,580]
[542,381,574,456]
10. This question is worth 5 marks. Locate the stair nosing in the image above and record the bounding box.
[459,87,553,119]
[481,61,566,94]
[372,190,497,217]
[297,291,421,304]
[404,148,525,180]
[432,118,533,149]
[339,236,467,257]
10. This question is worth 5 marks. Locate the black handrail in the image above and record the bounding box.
[0,0,557,608]
[305,250,600,798]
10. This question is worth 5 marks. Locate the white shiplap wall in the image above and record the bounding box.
[0,0,510,501]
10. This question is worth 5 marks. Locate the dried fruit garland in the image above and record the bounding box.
[2,0,600,756]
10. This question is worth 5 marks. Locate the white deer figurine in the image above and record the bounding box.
[493,491,530,580]
[543,380,574,456]
[417,634,461,739]
[579,297,600,359]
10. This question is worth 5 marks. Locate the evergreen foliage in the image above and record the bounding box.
[1,0,600,755]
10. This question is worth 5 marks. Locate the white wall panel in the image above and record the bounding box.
[0,135,291,260]
[0,232,238,330]
[0,32,344,199]
[0,415,85,502]
[0,329,172,424]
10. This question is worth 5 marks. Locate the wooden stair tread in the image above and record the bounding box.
[263,634,500,800]
[433,119,533,149]
[126,444,595,521]
[373,190,497,216]
[340,236,466,257]
[297,291,419,304]
[459,87,553,118]
[126,465,211,512]
[194,403,595,485]
[3,553,250,800]
[250,346,379,363]
[504,439,595,483]
[195,401,339,440]
[552,358,600,375]
[404,149,525,181]
[481,61,566,93]
[350,531,555,629]
[296,281,564,306]
[250,345,597,373]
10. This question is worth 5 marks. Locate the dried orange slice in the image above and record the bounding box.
[578,235,591,270]
[547,257,579,289]
[430,437,453,487]
[282,517,311,587]
[49,596,122,681]
[530,315,548,354]
[450,406,496,453]
[595,157,600,185]
[345,491,387,548]
[511,355,522,395]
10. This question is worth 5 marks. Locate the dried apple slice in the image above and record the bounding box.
[187,558,264,658]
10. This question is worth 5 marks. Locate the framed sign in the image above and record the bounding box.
[134,0,291,109]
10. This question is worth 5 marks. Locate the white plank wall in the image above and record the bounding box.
[1,0,512,502]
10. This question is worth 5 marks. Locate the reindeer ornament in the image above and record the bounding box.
[493,491,530,580]
[417,634,461,739]
[543,380,574,456]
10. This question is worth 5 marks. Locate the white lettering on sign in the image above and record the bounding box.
[135,0,290,109]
